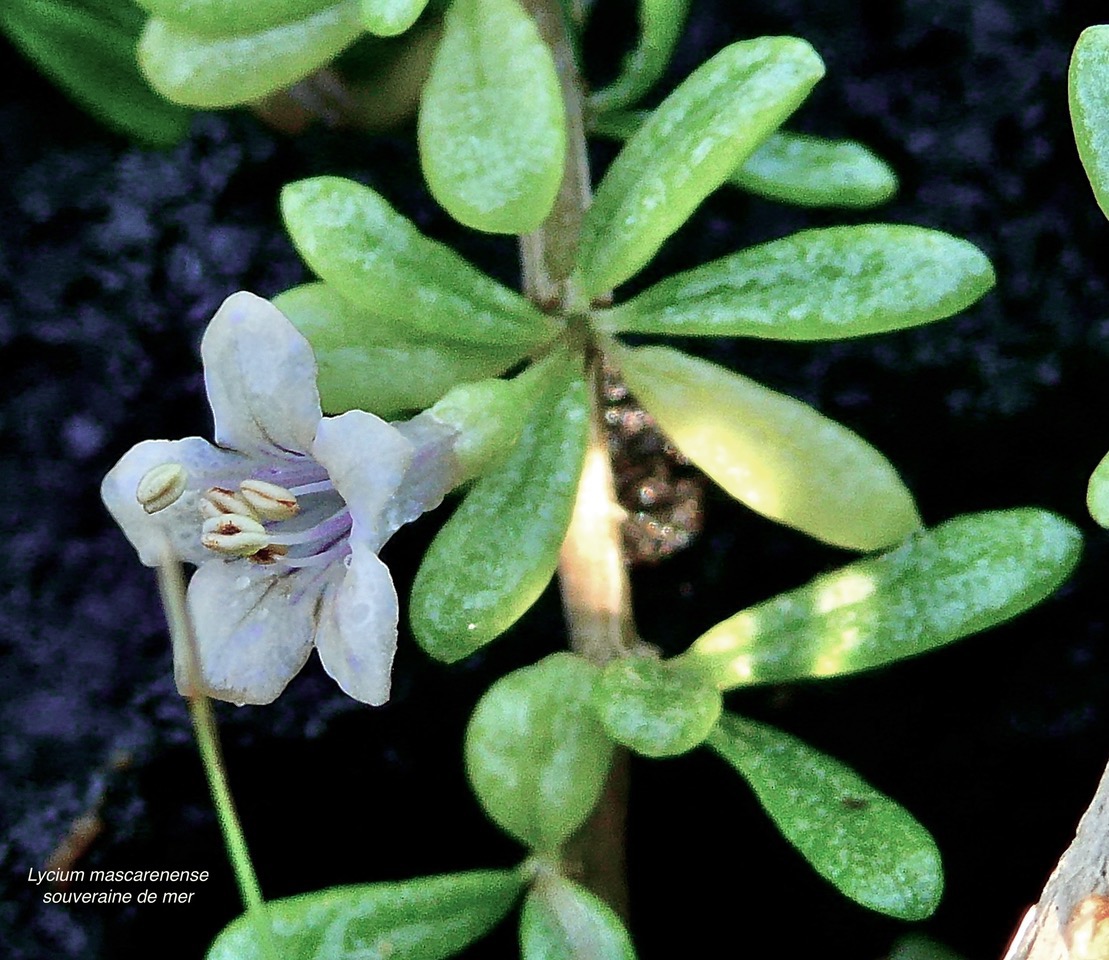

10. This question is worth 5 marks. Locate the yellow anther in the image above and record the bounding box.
[136,463,187,515]
[238,479,300,522]
[200,487,259,521]
[200,514,270,557]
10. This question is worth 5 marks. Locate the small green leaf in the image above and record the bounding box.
[418,0,566,234]
[281,176,558,348]
[1070,26,1109,221]
[465,653,614,852]
[0,0,190,145]
[609,343,920,551]
[137,1,363,109]
[593,656,721,758]
[574,37,824,297]
[1088,450,1109,528]
[134,0,336,37]
[410,355,588,662]
[593,114,898,209]
[361,0,430,35]
[589,0,690,114]
[205,870,524,960]
[597,225,994,340]
[708,714,943,920]
[520,875,636,960]
[681,509,1082,688]
[273,282,526,416]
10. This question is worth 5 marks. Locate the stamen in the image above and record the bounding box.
[200,514,270,557]
[249,544,290,565]
[286,480,335,497]
[279,540,352,569]
[136,463,187,514]
[200,487,258,520]
[268,508,351,547]
[238,479,299,521]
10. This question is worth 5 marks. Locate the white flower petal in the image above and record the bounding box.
[202,292,323,456]
[312,410,414,551]
[185,560,323,705]
[100,437,250,566]
[387,411,461,535]
[314,538,398,706]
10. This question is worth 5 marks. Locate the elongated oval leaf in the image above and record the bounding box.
[273,283,527,416]
[138,2,363,109]
[134,0,335,37]
[589,0,690,115]
[465,653,614,851]
[1,0,190,145]
[1070,26,1109,221]
[282,176,558,347]
[206,870,524,960]
[597,225,994,340]
[681,509,1082,688]
[410,355,588,662]
[418,0,565,233]
[728,130,898,207]
[520,875,636,960]
[1088,450,1109,528]
[361,0,430,35]
[609,343,920,550]
[593,115,898,209]
[593,656,721,758]
[708,714,943,920]
[574,37,824,297]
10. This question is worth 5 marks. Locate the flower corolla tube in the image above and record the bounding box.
[102,292,460,706]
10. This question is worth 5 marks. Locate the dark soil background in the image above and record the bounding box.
[3,1,1108,957]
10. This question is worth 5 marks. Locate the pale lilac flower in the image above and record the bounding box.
[101,292,459,706]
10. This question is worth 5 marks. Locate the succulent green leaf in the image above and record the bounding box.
[681,509,1082,688]
[520,875,636,960]
[609,343,920,550]
[205,870,524,960]
[1088,450,1109,528]
[574,37,825,297]
[410,355,588,662]
[708,714,943,920]
[133,0,336,37]
[465,653,614,852]
[137,2,364,109]
[273,283,526,416]
[361,0,430,35]
[888,934,966,960]
[0,0,190,145]
[418,0,566,234]
[281,176,557,348]
[597,225,994,340]
[1070,26,1109,221]
[588,0,690,115]
[593,656,721,758]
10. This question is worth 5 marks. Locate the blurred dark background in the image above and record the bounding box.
[2,1,1108,957]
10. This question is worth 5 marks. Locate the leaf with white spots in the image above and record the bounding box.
[1070,25,1109,221]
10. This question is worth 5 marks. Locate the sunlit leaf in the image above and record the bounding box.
[588,0,689,114]
[609,343,920,550]
[593,656,721,758]
[361,0,430,36]
[273,282,526,416]
[708,714,943,920]
[137,1,363,109]
[465,654,614,852]
[418,0,566,233]
[1088,450,1109,528]
[1070,25,1109,221]
[680,509,1082,688]
[520,875,636,960]
[206,870,524,960]
[134,0,336,37]
[597,225,994,340]
[1,0,190,145]
[281,176,558,347]
[574,37,824,296]
[410,355,588,662]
